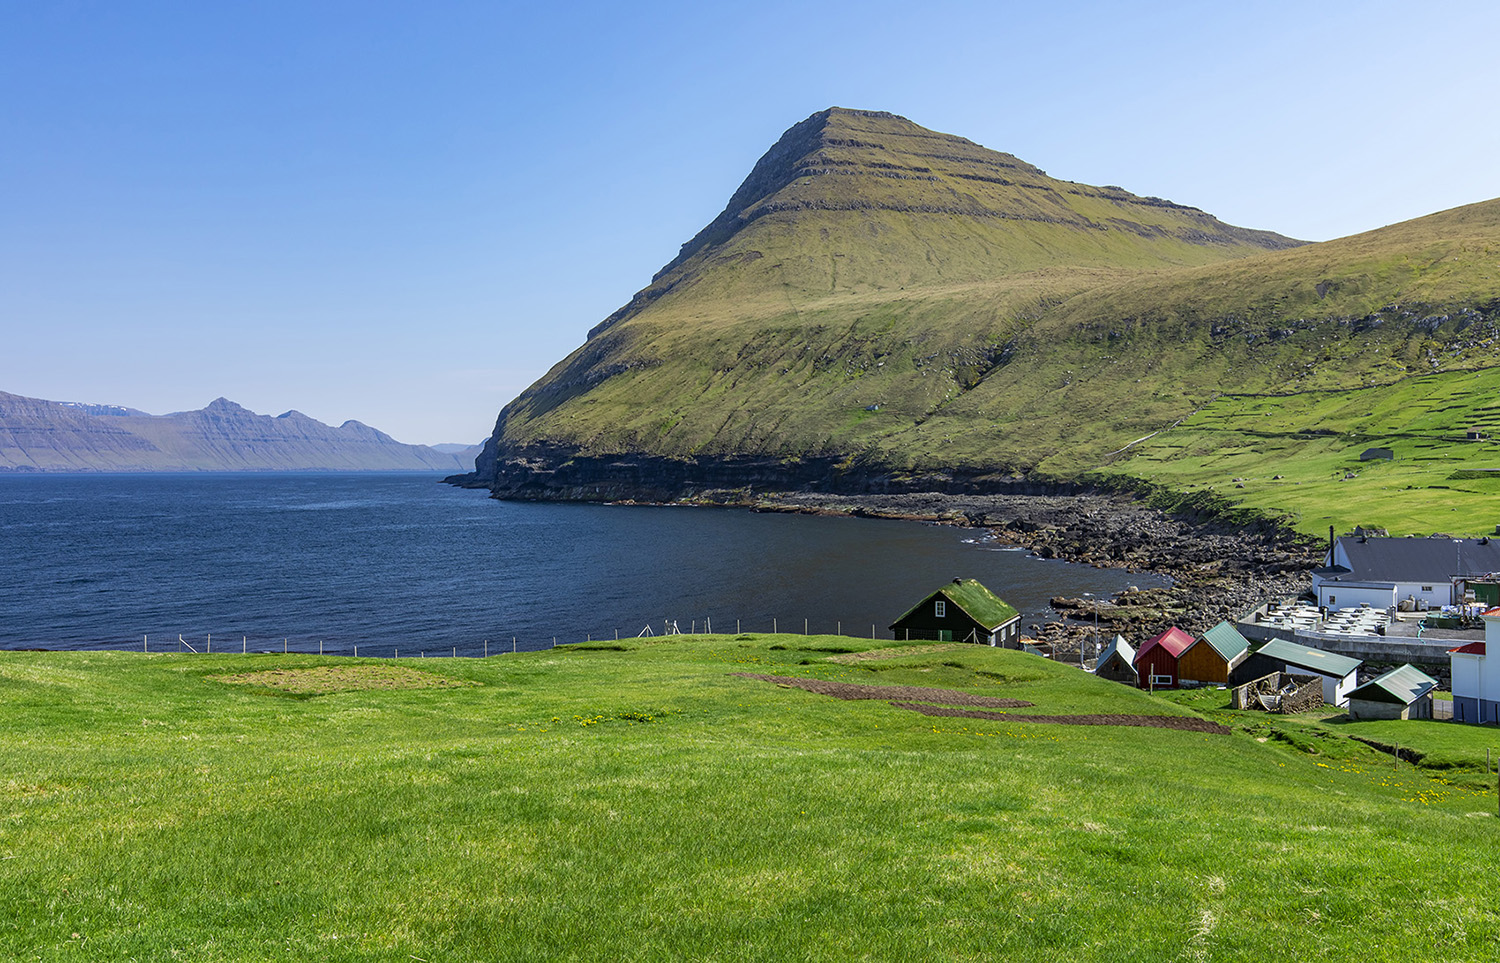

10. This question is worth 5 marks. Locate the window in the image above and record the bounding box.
[1422,585,1433,593]
[934,600,946,617]
[1150,674,1173,686]
[1328,595,1336,606]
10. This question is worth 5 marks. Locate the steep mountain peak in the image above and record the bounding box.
[203,397,248,414]
[586,107,1302,339]
[652,107,1045,280]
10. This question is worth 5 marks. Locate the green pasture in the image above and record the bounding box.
[1109,366,1500,536]
[3,638,1498,961]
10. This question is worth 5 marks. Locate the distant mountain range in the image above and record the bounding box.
[0,393,480,472]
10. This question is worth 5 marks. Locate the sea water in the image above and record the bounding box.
[0,473,1163,654]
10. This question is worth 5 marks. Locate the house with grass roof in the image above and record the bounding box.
[889,578,1022,646]
[1178,621,1250,686]
[1346,664,1439,721]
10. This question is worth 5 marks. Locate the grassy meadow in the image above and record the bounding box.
[1107,365,1500,536]
[4,637,1499,961]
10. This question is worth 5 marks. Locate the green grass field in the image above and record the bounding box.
[4,637,1499,961]
[1107,365,1500,536]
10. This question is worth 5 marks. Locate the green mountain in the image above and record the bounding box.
[457,108,1500,533]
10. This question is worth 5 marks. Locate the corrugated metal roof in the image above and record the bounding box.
[1349,664,1438,705]
[1330,536,1500,583]
[890,579,1019,630]
[1254,638,1362,677]
[1097,634,1135,666]
[1197,621,1250,661]
[1136,626,1193,662]
[1450,641,1487,655]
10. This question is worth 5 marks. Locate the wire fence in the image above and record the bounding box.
[8,617,897,659]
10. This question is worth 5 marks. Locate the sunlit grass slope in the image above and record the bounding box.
[4,639,1499,960]
[473,108,1500,537]
[1100,366,1500,536]
[483,108,1300,465]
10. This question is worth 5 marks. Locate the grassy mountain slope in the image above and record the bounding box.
[4,639,1498,959]
[917,199,1500,478]
[464,108,1500,533]
[1108,366,1500,535]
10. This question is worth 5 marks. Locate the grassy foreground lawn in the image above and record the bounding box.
[3,638,1498,961]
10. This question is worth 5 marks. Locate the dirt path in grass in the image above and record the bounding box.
[824,644,967,664]
[893,701,1231,733]
[731,673,1034,708]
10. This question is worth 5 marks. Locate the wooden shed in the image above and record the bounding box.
[889,578,1022,647]
[1178,621,1250,686]
[1346,664,1438,721]
[1134,627,1194,689]
[1094,634,1137,685]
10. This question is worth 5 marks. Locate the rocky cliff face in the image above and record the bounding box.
[0,393,469,472]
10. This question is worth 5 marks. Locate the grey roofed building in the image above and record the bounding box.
[1313,535,1500,609]
[1094,634,1138,685]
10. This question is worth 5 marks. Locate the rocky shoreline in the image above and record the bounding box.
[740,489,1323,656]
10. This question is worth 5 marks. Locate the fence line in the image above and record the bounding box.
[34,618,906,659]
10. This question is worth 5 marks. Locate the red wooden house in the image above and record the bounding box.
[1133,626,1195,689]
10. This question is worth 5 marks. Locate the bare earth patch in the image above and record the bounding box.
[824,643,968,664]
[731,673,1034,708]
[892,702,1231,734]
[211,665,479,695]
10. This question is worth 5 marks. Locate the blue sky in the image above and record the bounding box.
[3,1,1496,445]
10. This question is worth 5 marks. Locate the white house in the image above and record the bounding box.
[1311,534,1500,610]
[1450,607,1500,724]
[1228,638,1362,707]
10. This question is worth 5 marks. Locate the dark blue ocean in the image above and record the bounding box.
[0,473,1162,655]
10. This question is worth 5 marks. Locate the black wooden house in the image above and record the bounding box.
[889,578,1023,646]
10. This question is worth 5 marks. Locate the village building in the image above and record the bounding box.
[1229,639,1362,707]
[1178,621,1250,686]
[1093,634,1137,685]
[889,578,1022,646]
[1449,607,1500,724]
[1311,534,1500,610]
[1133,627,1194,689]
[1346,664,1439,721]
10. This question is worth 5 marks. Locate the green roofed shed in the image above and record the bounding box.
[890,578,1023,647]
[1347,664,1438,720]
[1179,620,1250,685]
[1230,638,1363,706]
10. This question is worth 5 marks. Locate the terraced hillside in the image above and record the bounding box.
[456,108,1500,534]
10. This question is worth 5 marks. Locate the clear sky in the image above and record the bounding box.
[3,0,1496,446]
